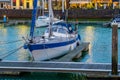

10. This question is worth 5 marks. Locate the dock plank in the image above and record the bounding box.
[54,42,90,62]
[0,61,119,76]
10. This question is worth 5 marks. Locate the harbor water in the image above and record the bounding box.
[0,23,119,79]
[0,23,119,63]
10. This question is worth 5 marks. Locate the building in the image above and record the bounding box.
[11,0,33,9]
[0,0,119,9]
[0,0,35,9]
[69,0,113,9]
[112,0,120,9]
[0,0,11,9]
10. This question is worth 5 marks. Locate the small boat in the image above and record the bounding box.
[111,14,120,28]
[35,16,63,27]
[23,0,81,61]
[35,0,62,27]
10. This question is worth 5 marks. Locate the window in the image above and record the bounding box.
[13,0,16,6]
[1,3,3,8]
[58,28,67,34]
[26,2,29,8]
[45,27,58,33]
[20,0,23,6]
[52,27,57,32]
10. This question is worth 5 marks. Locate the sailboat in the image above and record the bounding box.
[35,0,62,27]
[24,0,81,61]
[110,14,120,28]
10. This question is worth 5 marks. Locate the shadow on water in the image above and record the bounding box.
[0,72,87,80]
[73,51,89,62]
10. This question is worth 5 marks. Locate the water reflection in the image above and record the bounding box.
[78,24,112,63]
[82,26,95,63]
[0,24,30,61]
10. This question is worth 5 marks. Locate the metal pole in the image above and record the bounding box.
[112,24,118,75]
[95,2,97,10]
[119,0,120,9]
[62,0,65,13]
[10,0,13,9]
[30,0,38,40]
[48,0,53,38]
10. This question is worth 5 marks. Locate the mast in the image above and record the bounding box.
[48,0,53,38]
[42,0,44,16]
[61,0,65,20]
[30,0,38,40]
[62,0,65,13]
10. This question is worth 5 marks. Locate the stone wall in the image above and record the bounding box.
[0,9,32,19]
[67,9,119,19]
[0,9,119,19]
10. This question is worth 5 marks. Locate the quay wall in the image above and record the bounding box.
[0,9,119,19]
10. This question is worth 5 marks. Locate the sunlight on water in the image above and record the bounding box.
[78,24,112,63]
[0,24,30,61]
[81,26,95,63]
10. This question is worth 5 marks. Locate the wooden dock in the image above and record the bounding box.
[0,20,110,26]
[0,61,120,77]
[2,20,31,26]
[54,42,89,62]
[0,41,118,77]
[0,41,119,78]
[68,21,109,25]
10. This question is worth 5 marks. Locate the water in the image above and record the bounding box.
[0,72,87,80]
[78,24,113,63]
[0,23,119,79]
[0,23,119,63]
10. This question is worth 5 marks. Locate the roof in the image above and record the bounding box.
[70,0,91,4]
[53,22,73,33]
[53,22,72,28]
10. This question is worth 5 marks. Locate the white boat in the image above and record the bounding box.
[23,0,81,61]
[35,0,63,27]
[111,14,120,28]
[35,16,63,27]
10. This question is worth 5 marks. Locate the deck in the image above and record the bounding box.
[54,42,89,62]
[0,61,119,77]
[1,20,31,26]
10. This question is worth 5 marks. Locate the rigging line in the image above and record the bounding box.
[0,40,23,45]
[0,46,23,58]
[0,46,23,60]
[0,48,19,57]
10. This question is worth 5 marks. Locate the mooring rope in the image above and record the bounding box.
[0,40,23,45]
[0,45,23,61]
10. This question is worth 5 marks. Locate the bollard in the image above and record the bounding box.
[112,24,118,75]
